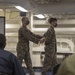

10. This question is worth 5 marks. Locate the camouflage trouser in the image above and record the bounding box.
[42,52,57,75]
[17,49,34,75]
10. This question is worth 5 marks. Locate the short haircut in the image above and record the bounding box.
[21,16,28,22]
[48,18,57,23]
[0,33,6,48]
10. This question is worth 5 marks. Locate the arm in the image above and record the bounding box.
[29,31,43,39]
[22,27,41,44]
[44,27,54,45]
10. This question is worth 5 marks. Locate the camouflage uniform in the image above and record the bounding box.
[16,25,42,75]
[42,25,57,75]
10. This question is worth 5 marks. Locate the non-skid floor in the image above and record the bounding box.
[26,72,52,75]
[24,69,52,75]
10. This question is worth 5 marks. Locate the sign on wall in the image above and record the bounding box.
[0,17,5,34]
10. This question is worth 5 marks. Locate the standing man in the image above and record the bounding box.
[41,18,58,75]
[0,33,26,75]
[16,16,42,75]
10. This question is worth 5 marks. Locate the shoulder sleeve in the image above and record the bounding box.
[22,27,40,44]
[30,31,43,39]
[56,59,67,75]
[10,54,26,75]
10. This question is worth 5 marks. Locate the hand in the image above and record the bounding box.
[39,37,45,44]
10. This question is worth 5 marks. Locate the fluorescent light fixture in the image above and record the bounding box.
[15,6,28,12]
[34,14,45,19]
[0,9,3,11]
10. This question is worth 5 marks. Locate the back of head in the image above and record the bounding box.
[48,17,57,23]
[0,33,6,49]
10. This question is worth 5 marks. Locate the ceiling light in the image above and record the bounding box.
[0,9,3,11]
[34,14,45,19]
[15,6,28,12]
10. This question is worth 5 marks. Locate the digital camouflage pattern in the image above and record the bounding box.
[16,25,42,75]
[42,25,57,75]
